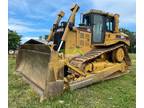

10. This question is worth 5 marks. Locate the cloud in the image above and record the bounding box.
[8,18,32,26]
[8,17,50,34]
[9,0,136,43]
[26,14,48,21]
[9,0,30,14]
[9,0,71,16]
[90,0,136,24]
[22,36,39,40]
[21,36,39,43]
[8,23,49,33]
[9,0,136,24]
[8,17,48,26]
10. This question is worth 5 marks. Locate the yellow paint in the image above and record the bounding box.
[114,48,125,62]
[47,4,130,86]
[48,11,65,42]
[104,32,130,46]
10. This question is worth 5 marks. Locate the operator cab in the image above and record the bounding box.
[80,10,117,44]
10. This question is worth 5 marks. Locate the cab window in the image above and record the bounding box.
[82,15,91,26]
[106,17,114,32]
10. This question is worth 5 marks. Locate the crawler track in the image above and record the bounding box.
[69,44,131,71]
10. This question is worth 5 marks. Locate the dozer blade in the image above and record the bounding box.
[16,43,64,100]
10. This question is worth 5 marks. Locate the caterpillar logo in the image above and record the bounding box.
[116,35,129,40]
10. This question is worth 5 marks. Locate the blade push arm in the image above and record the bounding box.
[57,4,80,52]
[61,4,79,41]
[48,11,65,42]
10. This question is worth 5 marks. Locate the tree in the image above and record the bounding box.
[120,28,136,53]
[39,35,48,40]
[8,29,21,51]
[39,36,43,40]
[44,35,48,40]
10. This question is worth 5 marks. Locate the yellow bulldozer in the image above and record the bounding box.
[16,4,131,101]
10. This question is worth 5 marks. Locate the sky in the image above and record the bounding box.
[8,0,136,43]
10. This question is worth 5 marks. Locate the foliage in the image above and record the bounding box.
[39,36,43,40]
[120,28,136,53]
[8,54,135,108]
[39,35,48,40]
[8,29,21,50]
[44,35,48,40]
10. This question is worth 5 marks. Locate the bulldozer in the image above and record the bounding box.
[16,4,131,101]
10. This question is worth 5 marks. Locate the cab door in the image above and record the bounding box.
[92,14,105,43]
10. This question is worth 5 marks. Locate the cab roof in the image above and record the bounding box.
[83,9,119,17]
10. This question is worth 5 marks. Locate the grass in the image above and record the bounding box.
[8,54,136,108]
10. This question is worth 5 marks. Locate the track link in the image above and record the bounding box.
[69,44,131,71]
